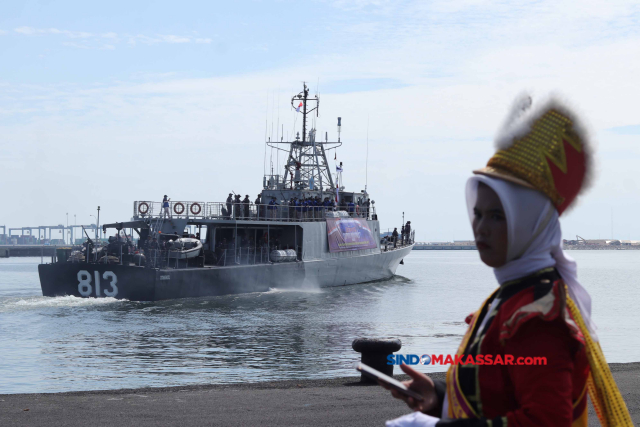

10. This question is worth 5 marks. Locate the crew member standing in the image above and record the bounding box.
[233,194,241,219]
[288,198,295,220]
[243,195,250,219]
[162,195,172,219]
[226,193,233,218]
[392,227,398,248]
[254,194,262,220]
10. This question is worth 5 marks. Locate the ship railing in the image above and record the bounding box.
[134,201,376,222]
[381,230,416,252]
[134,201,208,219]
[206,202,376,222]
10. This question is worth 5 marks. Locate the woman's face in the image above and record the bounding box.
[473,182,508,268]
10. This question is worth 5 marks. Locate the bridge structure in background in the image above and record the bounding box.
[1,224,97,245]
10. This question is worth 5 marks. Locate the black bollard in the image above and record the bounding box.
[352,338,402,383]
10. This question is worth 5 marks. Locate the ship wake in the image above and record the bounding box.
[2,295,125,312]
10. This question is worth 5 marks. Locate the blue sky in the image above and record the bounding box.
[1,1,312,83]
[2,0,640,241]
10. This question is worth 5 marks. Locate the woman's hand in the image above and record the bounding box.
[380,364,439,413]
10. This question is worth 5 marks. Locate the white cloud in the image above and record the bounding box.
[0,29,7,35]
[12,27,213,48]
[14,26,39,35]
[62,41,90,49]
[15,26,93,38]
[49,28,92,38]
[128,34,158,45]
[160,35,191,43]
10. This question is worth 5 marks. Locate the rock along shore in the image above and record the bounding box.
[0,363,638,426]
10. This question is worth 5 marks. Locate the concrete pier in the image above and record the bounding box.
[0,364,638,426]
[0,245,65,257]
[413,244,476,250]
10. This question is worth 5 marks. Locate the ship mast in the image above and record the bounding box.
[267,82,341,196]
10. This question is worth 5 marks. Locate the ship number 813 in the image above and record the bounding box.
[77,270,118,297]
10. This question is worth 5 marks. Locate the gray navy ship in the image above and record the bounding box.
[38,84,414,301]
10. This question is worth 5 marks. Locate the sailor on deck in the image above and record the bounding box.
[162,195,171,219]
[268,197,278,219]
[226,194,233,218]
[243,195,250,219]
[255,194,262,219]
[294,197,302,220]
[233,195,241,219]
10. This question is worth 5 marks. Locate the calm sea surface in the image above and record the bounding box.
[0,251,638,394]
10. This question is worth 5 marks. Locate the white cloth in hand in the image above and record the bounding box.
[385,412,439,427]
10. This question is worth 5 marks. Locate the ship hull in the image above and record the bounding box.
[38,245,413,301]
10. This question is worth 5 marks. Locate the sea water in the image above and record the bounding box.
[0,251,638,394]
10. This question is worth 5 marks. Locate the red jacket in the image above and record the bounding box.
[434,268,589,427]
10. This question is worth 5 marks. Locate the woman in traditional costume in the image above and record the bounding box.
[385,96,633,426]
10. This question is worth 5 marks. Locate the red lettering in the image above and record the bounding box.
[504,355,514,365]
[454,355,465,365]
[465,355,475,365]
[475,355,484,365]
[444,355,454,365]
[534,357,547,366]
[524,357,533,365]
[484,355,493,365]
[432,355,443,365]
[517,357,524,365]
[494,355,504,365]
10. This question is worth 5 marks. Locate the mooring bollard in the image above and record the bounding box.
[352,338,402,383]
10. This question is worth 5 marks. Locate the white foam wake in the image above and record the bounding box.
[13,295,124,308]
[265,287,323,294]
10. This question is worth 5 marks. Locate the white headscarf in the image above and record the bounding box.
[466,175,598,340]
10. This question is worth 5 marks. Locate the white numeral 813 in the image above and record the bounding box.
[77,270,118,297]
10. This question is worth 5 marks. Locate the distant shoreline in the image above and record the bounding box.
[412,245,640,251]
[564,247,640,250]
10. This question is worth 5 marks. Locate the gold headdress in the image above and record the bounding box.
[474,94,593,215]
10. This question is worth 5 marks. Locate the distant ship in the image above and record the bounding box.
[38,83,414,301]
